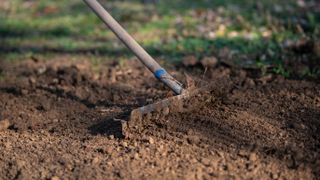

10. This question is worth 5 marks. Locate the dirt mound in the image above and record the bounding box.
[0,57,319,179]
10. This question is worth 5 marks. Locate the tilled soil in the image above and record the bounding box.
[0,56,319,179]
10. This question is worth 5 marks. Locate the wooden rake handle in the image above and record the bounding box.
[83,0,184,95]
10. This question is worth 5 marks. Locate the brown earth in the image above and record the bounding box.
[0,56,319,179]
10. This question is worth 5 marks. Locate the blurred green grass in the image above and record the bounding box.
[0,0,319,78]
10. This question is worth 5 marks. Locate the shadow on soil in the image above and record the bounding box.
[170,93,320,176]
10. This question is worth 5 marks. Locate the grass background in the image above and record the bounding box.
[0,0,319,78]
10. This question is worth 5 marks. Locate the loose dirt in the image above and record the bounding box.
[0,56,319,179]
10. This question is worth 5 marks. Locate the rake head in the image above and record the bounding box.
[121,87,202,138]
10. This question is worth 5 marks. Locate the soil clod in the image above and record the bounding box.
[0,58,319,179]
[0,119,10,131]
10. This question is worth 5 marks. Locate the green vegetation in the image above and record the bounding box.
[0,0,319,78]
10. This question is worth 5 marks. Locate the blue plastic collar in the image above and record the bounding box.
[154,69,166,79]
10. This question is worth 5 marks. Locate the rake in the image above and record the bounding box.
[84,0,199,136]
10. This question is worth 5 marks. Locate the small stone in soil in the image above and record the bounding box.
[109,135,115,140]
[271,172,279,179]
[51,176,60,180]
[92,157,100,164]
[201,158,211,166]
[134,153,139,159]
[249,153,257,161]
[122,141,128,147]
[29,77,36,84]
[148,137,155,144]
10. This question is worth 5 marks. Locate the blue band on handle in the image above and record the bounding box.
[154,69,166,79]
